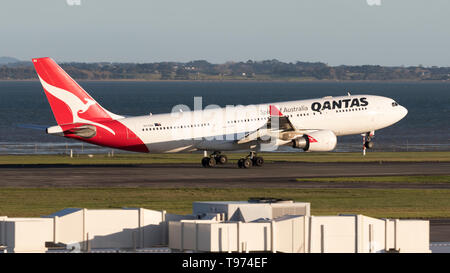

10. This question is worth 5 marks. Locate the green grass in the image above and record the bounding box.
[1,152,448,219]
[296,175,450,184]
[1,187,449,219]
[0,151,449,165]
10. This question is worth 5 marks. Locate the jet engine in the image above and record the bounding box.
[291,130,337,152]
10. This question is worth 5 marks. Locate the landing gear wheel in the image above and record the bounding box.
[202,157,217,168]
[216,155,228,165]
[238,158,252,168]
[201,157,210,167]
[362,132,375,156]
[207,157,216,168]
[365,141,374,149]
[242,158,252,168]
[252,157,264,167]
[238,158,244,168]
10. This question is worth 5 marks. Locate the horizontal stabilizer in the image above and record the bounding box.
[47,124,97,139]
[16,123,48,131]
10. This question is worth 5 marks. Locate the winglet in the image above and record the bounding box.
[269,105,283,116]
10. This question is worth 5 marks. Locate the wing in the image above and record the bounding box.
[237,105,315,144]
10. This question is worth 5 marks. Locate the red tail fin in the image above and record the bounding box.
[32,57,122,125]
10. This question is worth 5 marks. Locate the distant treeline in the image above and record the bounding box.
[1,59,449,81]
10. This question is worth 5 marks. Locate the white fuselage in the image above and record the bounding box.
[117,94,407,153]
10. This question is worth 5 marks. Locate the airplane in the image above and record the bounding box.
[32,57,408,168]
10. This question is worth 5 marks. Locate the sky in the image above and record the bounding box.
[1,0,449,66]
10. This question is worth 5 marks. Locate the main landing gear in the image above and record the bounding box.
[201,151,264,168]
[201,151,228,168]
[237,151,264,169]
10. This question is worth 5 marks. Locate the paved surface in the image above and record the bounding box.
[430,219,450,242]
[0,161,448,188]
[430,242,450,253]
[0,161,449,242]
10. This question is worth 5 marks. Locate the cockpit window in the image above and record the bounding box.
[392,102,399,107]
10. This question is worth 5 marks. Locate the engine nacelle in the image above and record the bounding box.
[292,130,337,152]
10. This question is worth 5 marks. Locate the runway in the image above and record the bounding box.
[1,161,449,242]
[0,161,448,188]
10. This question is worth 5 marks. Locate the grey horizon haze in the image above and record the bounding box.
[1,0,449,66]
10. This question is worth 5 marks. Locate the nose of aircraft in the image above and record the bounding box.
[399,105,408,119]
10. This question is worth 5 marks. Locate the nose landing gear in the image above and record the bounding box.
[362,131,375,156]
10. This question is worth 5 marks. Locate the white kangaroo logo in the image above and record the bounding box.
[79,98,96,114]
[38,76,116,135]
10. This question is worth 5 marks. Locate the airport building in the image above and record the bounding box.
[0,199,431,253]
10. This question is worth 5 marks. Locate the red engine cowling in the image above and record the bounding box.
[291,130,337,152]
